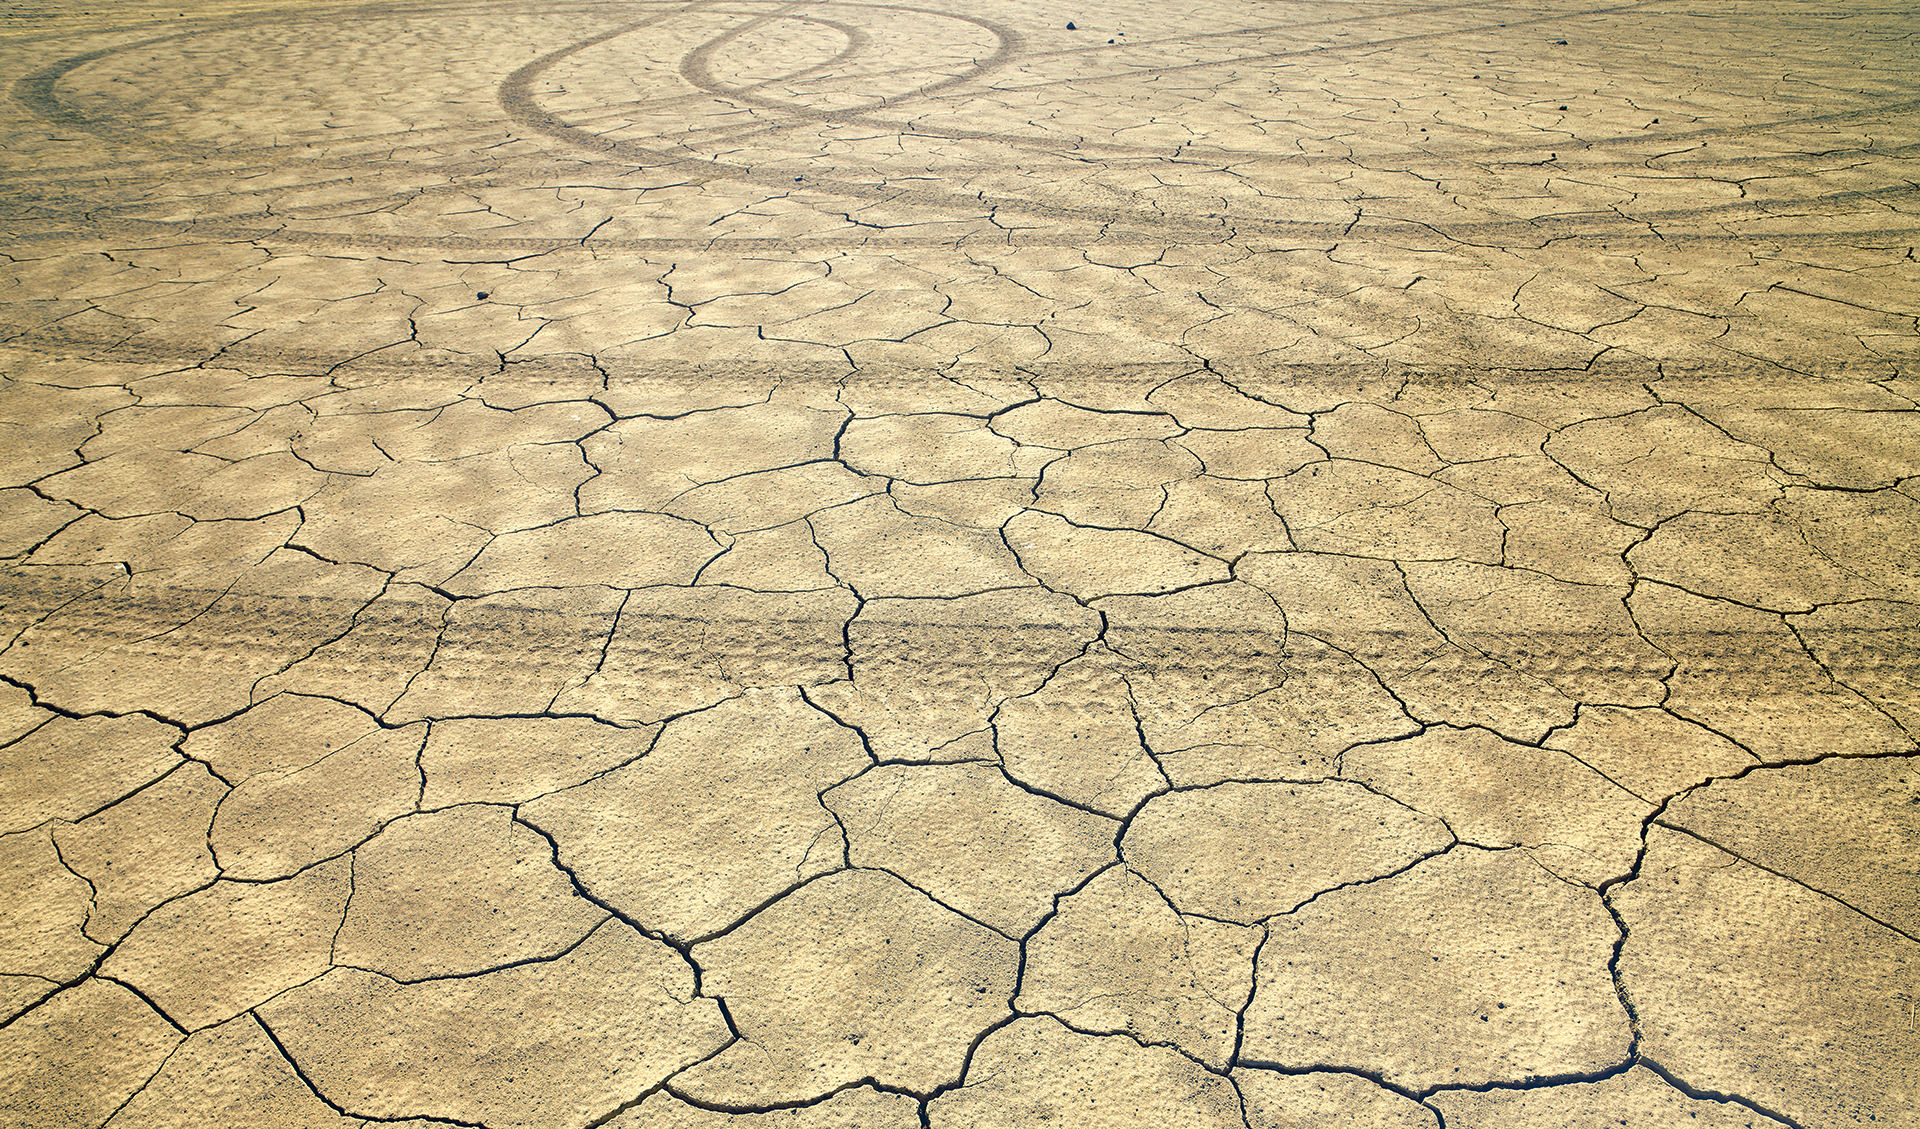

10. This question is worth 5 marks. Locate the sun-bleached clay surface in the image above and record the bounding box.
[0,0,1915,1125]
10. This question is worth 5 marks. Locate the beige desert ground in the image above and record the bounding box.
[0,0,1915,1126]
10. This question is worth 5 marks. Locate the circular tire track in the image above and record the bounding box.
[1,0,1913,253]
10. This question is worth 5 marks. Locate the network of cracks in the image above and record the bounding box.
[3,354,1915,1129]
[0,0,1917,1126]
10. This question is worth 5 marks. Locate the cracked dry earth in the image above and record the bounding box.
[0,0,1917,1126]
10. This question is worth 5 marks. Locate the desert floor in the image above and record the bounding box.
[0,0,1915,1126]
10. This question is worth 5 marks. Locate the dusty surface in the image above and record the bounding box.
[0,0,1915,1125]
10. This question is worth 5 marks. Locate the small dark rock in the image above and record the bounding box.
[476,291,489,300]
[1108,38,1115,43]
[1558,105,1568,110]
[1065,20,1076,29]
[1553,38,1567,44]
